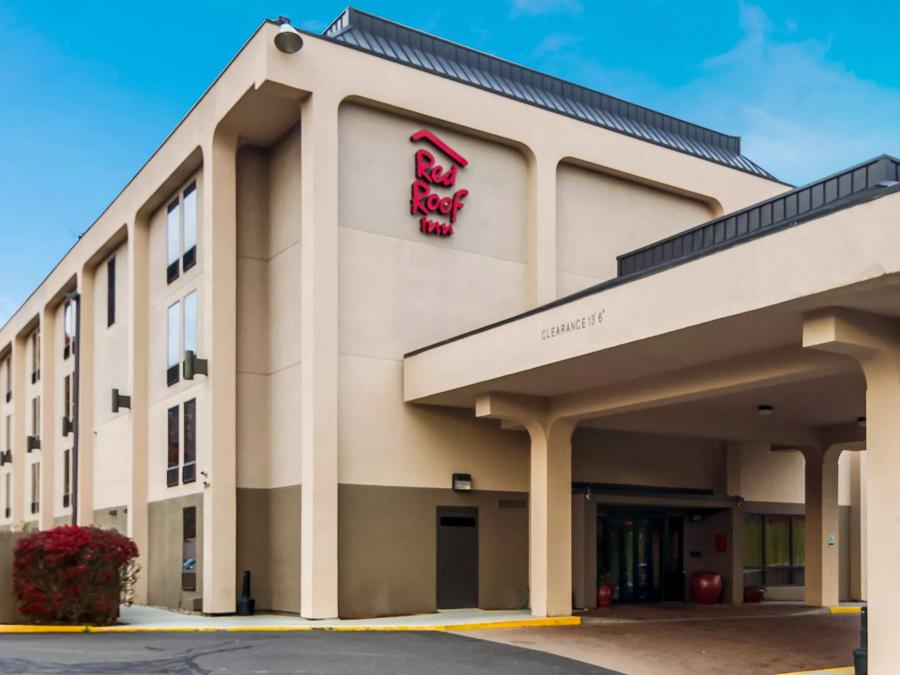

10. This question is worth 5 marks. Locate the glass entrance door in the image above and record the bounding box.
[598,512,684,603]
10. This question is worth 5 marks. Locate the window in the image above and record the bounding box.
[63,449,71,508]
[182,506,197,591]
[166,183,198,283]
[166,292,200,387]
[183,291,198,358]
[743,514,805,587]
[63,299,76,359]
[3,357,10,402]
[31,396,40,438]
[31,330,40,383]
[64,375,71,420]
[4,472,9,518]
[167,406,179,487]
[167,200,180,283]
[30,462,39,514]
[182,185,197,271]
[167,302,180,386]
[4,414,9,451]
[183,399,196,484]
[107,256,116,327]
[167,399,197,487]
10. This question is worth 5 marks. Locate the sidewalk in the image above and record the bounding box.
[0,605,580,633]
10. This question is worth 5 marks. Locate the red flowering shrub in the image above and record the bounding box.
[13,526,139,625]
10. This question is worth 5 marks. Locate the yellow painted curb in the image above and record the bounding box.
[0,616,580,634]
[829,606,862,614]
[775,667,851,675]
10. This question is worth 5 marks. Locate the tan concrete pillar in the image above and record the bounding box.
[10,336,26,525]
[299,92,340,619]
[801,446,841,607]
[571,492,596,609]
[849,452,867,601]
[527,418,574,617]
[127,219,150,604]
[526,151,559,306]
[200,130,239,614]
[725,505,744,604]
[804,309,900,671]
[75,267,95,526]
[38,306,55,531]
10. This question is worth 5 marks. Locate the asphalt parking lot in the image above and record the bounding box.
[0,631,618,675]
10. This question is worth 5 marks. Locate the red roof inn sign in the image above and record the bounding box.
[410,129,469,237]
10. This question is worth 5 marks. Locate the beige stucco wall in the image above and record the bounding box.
[148,493,202,611]
[574,428,725,492]
[337,102,532,492]
[556,163,715,296]
[739,443,855,507]
[91,241,131,514]
[338,484,528,618]
[236,126,303,492]
[235,485,301,613]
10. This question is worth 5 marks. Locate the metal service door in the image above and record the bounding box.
[436,507,479,608]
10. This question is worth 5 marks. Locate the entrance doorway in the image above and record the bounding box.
[436,506,479,608]
[598,510,684,603]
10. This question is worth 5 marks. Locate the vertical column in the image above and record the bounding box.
[803,309,899,671]
[570,492,597,610]
[849,452,867,601]
[299,92,339,619]
[724,442,752,604]
[201,130,239,614]
[76,267,95,525]
[526,151,559,307]
[10,337,26,524]
[527,419,574,617]
[38,306,56,530]
[127,219,150,604]
[802,446,840,607]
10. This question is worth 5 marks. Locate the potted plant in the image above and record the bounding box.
[597,573,615,608]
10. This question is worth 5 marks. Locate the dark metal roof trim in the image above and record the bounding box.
[618,155,900,277]
[404,156,900,359]
[323,8,781,182]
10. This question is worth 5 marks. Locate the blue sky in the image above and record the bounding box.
[2,0,900,323]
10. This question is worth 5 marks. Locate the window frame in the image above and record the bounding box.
[182,398,196,484]
[743,513,805,587]
[63,449,71,508]
[30,462,39,514]
[167,301,181,387]
[167,405,180,487]
[106,256,116,327]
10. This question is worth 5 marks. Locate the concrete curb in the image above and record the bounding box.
[0,616,581,634]
[829,606,862,614]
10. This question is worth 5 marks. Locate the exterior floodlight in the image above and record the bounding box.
[452,473,472,492]
[274,17,303,54]
[757,405,774,416]
[857,416,867,428]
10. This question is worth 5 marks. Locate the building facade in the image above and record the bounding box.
[0,6,894,668]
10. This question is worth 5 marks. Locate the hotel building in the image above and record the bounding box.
[0,7,895,669]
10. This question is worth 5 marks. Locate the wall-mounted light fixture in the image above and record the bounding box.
[26,435,41,452]
[111,388,132,413]
[62,416,73,437]
[0,450,11,466]
[857,416,867,428]
[274,16,303,54]
[183,350,208,380]
[452,473,473,492]
[757,404,774,416]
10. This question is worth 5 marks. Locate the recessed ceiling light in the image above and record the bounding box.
[857,416,867,428]
[757,405,774,416]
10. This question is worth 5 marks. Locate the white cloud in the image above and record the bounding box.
[559,1,900,184]
[532,32,582,57]
[682,1,900,183]
[510,0,583,18]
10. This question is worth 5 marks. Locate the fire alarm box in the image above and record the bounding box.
[715,534,727,552]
